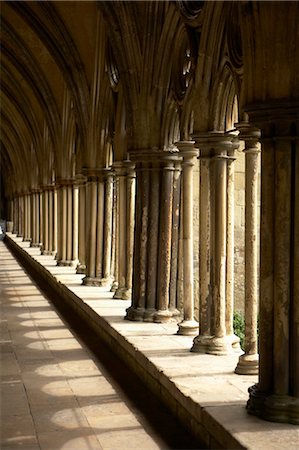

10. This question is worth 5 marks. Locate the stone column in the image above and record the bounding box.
[30,190,41,248]
[76,175,87,274]
[23,193,31,242]
[17,194,24,237]
[144,161,160,321]
[72,182,79,265]
[83,169,107,286]
[177,142,199,335]
[126,158,150,320]
[56,180,78,267]
[155,156,175,323]
[226,137,241,351]
[110,173,119,292]
[39,190,43,247]
[113,161,136,300]
[246,103,299,425]
[192,133,237,354]
[83,173,98,284]
[169,160,182,317]
[126,150,181,323]
[235,123,260,375]
[192,145,212,352]
[42,187,49,254]
[48,185,57,256]
[101,170,114,285]
[12,196,18,234]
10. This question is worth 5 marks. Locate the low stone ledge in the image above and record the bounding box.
[5,233,298,450]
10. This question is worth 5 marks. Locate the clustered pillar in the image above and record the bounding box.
[83,168,114,286]
[113,160,135,300]
[126,150,182,323]
[246,104,299,425]
[192,132,241,355]
[56,179,78,267]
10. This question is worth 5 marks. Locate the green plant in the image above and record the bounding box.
[233,311,245,351]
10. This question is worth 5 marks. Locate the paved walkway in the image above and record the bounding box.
[0,241,201,450]
[3,235,299,450]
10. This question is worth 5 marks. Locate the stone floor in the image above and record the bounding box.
[0,241,202,450]
[2,234,299,449]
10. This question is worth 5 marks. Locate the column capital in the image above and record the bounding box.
[55,177,75,187]
[175,140,199,162]
[235,121,261,148]
[74,173,87,186]
[81,167,111,182]
[245,100,299,126]
[192,131,234,157]
[113,160,136,179]
[128,148,182,165]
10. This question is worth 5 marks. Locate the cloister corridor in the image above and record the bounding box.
[1,1,299,448]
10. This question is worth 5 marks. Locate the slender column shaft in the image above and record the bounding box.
[111,174,119,291]
[13,197,18,234]
[114,169,127,299]
[39,191,43,246]
[235,124,260,375]
[125,163,135,298]
[155,159,174,322]
[53,187,57,254]
[126,161,149,320]
[85,180,97,279]
[178,143,198,335]
[72,183,79,263]
[293,135,299,397]
[102,172,113,282]
[144,164,160,318]
[258,134,274,393]
[213,153,227,337]
[43,189,49,253]
[62,186,68,262]
[77,178,86,274]
[200,156,211,335]
[169,162,181,315]
[226,152,235,336]
[273,135,291,395]
[66,185,73,262]
[96,181,104,278]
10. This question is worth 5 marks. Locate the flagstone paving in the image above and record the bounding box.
[0,241,202,450]
[2,235,299,450]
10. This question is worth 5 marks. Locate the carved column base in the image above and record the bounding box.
[143,308,157,322]
[17,233,23,238]
[23,238,31,242]
[191,335,213,353]
[113,287,132,300]
[235,353,259,375]
[154,309,175,323]
[247,384,299,425]
[99,277,112,287]
[82,276,104,287]
[30,243,42,248]
[125,306,145,321]
[110,281,118,292]
[177,319,198,336]
[226,333,242,353]
[57,260,77,267]
[76,264,86,274]
[42,250,55,256]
